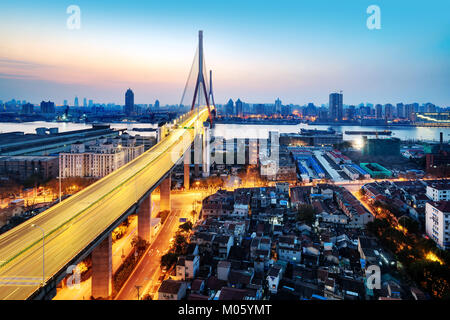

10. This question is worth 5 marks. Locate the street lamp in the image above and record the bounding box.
[31,224,45,286]
[135,285,142,300]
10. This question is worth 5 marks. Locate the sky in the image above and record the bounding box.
[0,0,449,106]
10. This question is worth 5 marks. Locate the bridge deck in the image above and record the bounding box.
[0,108,209,300]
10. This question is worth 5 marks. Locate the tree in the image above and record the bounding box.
[173,233,188,254]
[398,216,419,234]
[160,252,178,270]
[358,188,366,197]
[158,210,170,224]
[190,210,198,221]
[179,221,193,233]
[131,236,148,253]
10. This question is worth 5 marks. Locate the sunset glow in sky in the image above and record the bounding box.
[0,0,449,106]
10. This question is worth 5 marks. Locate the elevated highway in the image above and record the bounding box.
[0,107,210,300]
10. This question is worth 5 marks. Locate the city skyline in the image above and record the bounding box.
[0,0,449,106]
[0,1,449,303]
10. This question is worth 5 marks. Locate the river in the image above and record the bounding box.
[0,121,449,143]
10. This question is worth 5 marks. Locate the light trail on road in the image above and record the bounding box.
[0,108,210,300]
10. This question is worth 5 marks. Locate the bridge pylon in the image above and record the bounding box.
[190,30,214,125]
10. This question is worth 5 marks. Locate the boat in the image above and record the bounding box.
[345,130,392,136]
[132,127,157,132]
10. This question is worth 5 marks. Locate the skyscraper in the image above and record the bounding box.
[329,92,343,121]
[154,99,160,110]
[384,104,393,120]
[275,98,282,114]
[40,101,55,114]
[124,88,135,116]
[74,96,79,107]
[235,99,243,117]
[405,104,416,121]
[396,103,404,118]
[83,98,87,108]
[21,103,34,114]
[225,99,234,115]
[346,105,356,120]
[375,104,383,119]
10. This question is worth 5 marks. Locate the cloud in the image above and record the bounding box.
[0,58,51,69]
[0,72,36,80]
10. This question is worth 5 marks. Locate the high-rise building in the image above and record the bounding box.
[63,100,68,107]
[281,105,290,116]
[275,98,282,114]
[225,99,234,115]
[405,104,416,121]
[124,88,135,116]
[255,104,265,115]
[154,99,160,109]
[375,104,383,119]
[235,99,243,117]
[329,92,343,121]
[396,103,404,118]
[83,98,87,108]
[74,97,79,107]
[425,201,450,250]
[40,101,55,114]
[59,135,144,179]
[425,102,436,113]
[384,104,394,120]
[88,100,93,108]
[346,105,356,120]
[21,103,34,114]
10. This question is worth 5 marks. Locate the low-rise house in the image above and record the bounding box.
[217,287,253,300]
[158,280,187,300]
[191,232,216,254]
[316,212,348,225]
[217,260,231,281]
[228,269,254,289]
[289,186,311,209]
[176,255,200,280]
[231,195,251,218]
[190,279,205,294]
[212,235,234,259]
[267,265,283,294]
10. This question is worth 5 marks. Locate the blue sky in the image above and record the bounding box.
[0,0,449,106]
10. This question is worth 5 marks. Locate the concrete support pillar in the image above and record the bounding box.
[91,234,112,299]
[184,150,190,190]
[194,164,200,177]
[160,175,171,212]
[202,123,211,178]
[194,133,202,178]
[138,193,152,243]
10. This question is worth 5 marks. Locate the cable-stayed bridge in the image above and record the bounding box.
[0,30,215,300]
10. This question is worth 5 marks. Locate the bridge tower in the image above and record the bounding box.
[209,70,216,107]
[191,30,214,125]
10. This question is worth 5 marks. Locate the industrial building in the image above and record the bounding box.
[0,125,123,156]
[342,164,370,180]
[362,136,400,157]
[290,148,326,181]
[424,132,450,176]
[359,163,392,179]
[280,128,343,147]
